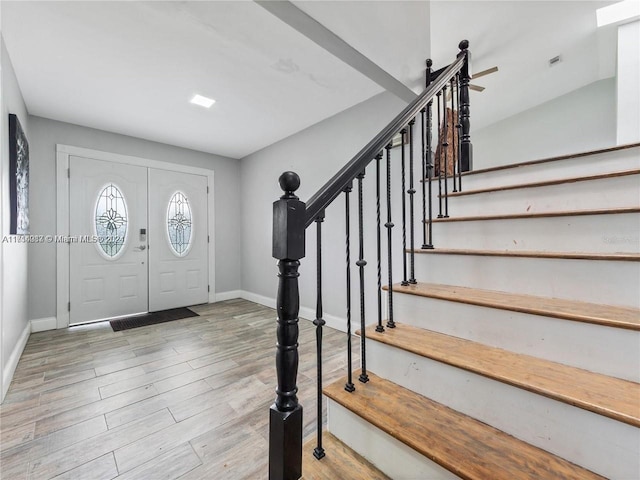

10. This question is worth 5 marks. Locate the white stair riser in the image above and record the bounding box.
[327,400,459,480]
[393,294,640,382]
[412,254,640,308]
[428,212,640,253]
[366,345,640,480]
[446,175,640,217]
[460,148,640,191]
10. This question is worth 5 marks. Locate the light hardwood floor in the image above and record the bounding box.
[0,299,357,479]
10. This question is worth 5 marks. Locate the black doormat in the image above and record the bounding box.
[110,307,199,332]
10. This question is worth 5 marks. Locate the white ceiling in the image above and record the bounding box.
[292,0,431,93]
[429,0,618,129]
[1,1,383,159]
[1,1,620,158]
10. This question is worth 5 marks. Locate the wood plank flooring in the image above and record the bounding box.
[0,299,356,480]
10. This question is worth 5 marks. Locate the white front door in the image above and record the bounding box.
[69,156,148,324]
[148,168,209,311]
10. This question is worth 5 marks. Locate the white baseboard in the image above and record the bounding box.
[240,290,276,308]
[240,290,346,333]
[214,290,242,302]
[31,316,57,333]
[2,321,30,402]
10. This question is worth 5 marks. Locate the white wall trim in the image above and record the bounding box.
[31,316,57,333]
[215,290,242,302]
[240,290,276,308]
[2,321,30,401]
[240,290,346,333]
[56,144,216,329]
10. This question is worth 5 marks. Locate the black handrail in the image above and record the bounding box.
[305,51,466,226]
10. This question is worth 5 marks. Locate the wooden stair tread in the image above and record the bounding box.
[465,142,640,176]
[324,372,605,480]
[444,168,640,197]
[302,432,390,480]
[362,323,640,428]
[429,206,640,222]
[385,282,640,330]
[412,247,640,261]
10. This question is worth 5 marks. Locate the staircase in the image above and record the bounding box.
[316,144,640,479]
[267,40,639,480]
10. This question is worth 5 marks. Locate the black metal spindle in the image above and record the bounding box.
[420,108,427,249]
[436,91,444,219]
[408,120,417,284]
[456,73,463,192]
[424,77,434,250]
[400,128,408,286]
[385,145,396,329]
[356,171,369,383]
[375,154,384,333]
[442,85,450,218]
[421,59,432,250]
[451,77,458,194]
[344,183,355,393]
[313,213,326,460]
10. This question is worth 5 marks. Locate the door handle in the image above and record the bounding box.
[133,245,147,251]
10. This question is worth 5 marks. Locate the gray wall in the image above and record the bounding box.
[240,91,409,325]
[27,116,241,321]
[473,78,617,169]
[1,37,30,400]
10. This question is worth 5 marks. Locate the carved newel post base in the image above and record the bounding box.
[269,171,305,480]
[269,404,303,480]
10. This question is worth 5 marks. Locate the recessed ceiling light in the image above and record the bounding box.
[597,0,640,27]
[190,94,215,108]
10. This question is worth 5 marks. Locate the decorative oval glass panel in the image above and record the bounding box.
[167,191,192,256]
[94,184,128,258]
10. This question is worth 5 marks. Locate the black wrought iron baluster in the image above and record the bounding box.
[313,213,325,460]
[375,154,384,333]
[270,172,305,480]
[442,85,450,218]
[420,107,427,250]
[344,182,355,393]
[424,62,434,250]
[385,144,396,329]
[456,73,463,192]
[451,77,458,194]
[356,171,369,383]
[408,119,417,284]
[400,128,408,286]
[436,91,444,219]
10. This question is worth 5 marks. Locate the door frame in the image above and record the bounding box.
[56,144,216,329]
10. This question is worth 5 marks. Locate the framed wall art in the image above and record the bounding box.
[9,113,30,234]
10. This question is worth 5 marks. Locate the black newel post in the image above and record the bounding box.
[458,40,473,172]
[270,171,305,480]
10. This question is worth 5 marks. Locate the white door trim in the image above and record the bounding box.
[56,144,216,329]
